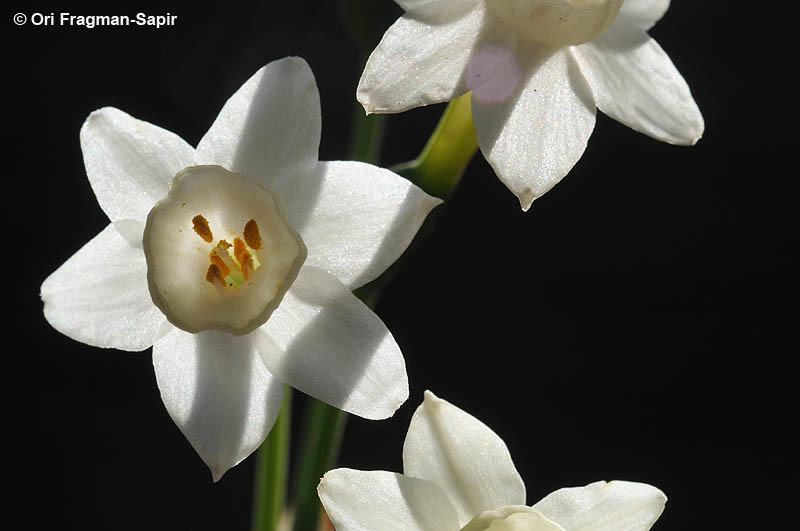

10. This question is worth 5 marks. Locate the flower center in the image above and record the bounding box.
[193,215,262,289]
[143,165,307,336]
[484,0,623,47]
[460,506,560,531]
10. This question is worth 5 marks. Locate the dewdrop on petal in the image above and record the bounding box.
[143,165,306,336]
[485,0,623,47]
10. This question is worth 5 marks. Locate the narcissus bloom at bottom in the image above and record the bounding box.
[40,57,440,481]
[319,391,666,530]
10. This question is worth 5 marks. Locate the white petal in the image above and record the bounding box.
[41,223,168,351]
[152,329,284,481]
[251,266,408,420]
[461,506,565,531]
[286,160,441,289]
[533,480,667,531]
[572,20,703,145]
[319,469,461,531]
[196,57,321,194]
[112,219,146,248]
[618,0,670,31]
[472,46,596,211]
[80,107,196,223]
[402,391,526,526]
[357,5,509,113]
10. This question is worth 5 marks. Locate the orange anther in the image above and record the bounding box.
[192,215,213,243]
[210,253,231,278]
[233,238,246,262]
[205,264,222,285]
[234,237,254,280]
[244,219,262,250]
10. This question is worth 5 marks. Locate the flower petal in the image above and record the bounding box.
[402,391,526,526]
[618,0,670,31]
[319,469,461,531]
[461,506,564,531]
[357,5,508,113]
[472,46,596,211]
[572,20,703,145]
[286,160,441,289]
[196,57,321,194]
[152,328,284,481]
[533,480,667,531]
[41,223,168,351]
[251,266,408,420]
[80,107,196,223]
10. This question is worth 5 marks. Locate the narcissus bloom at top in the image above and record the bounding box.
[319,391,667,530]
[40,57,441,481]
[358,0,704,210]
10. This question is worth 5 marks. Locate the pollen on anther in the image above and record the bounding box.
[244,219,262,250]
[192,215,213,242]
[206,263,222,285]
[210,253,231,278]
[234,237,254,280]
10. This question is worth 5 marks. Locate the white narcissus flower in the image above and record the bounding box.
[358,0,704,210]
[319,391,667,531]
[40,57,441,481]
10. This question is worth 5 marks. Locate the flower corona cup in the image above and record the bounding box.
[143,165,307,336]
[484,0,623,46]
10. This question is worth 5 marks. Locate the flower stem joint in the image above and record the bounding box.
[143,165,307,336]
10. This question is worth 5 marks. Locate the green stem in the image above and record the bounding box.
[289,96,478,529]
[349,102,385,165]
[354,93,479,308]
[393,92,478,200]
[290,19,477,531]
[291,398,347,531]
[290,59,385,531]
[251,385,292,531]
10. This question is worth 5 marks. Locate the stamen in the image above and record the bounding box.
[209,253,231,278]
[210,240,244,287]
[233,237,255,280]
[205,264,223,286]
[200,228,261,290]
[192,215,213,242]
[244,219,262,250]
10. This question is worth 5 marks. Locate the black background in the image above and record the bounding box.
[7,1,795,529]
